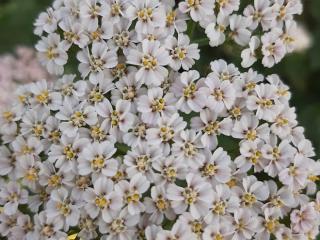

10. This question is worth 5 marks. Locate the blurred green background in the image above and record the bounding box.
[0,0,320,156]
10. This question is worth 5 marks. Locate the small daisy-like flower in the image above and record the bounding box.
[137,87,176,124]
[77,41,118,84]
[171,70,206,113]
[179,0,215,22]
[78,141,118,179]
[115,173,150,215]
[0,182,28,215]
[46,188,80,231]
[83,177,122,221]
[165,34,200,71]
[127,39,170,86]
[144,186,176,224]
[167,173,213,219]
[36,33,68,75]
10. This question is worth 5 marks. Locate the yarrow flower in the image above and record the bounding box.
[0,0,319,239]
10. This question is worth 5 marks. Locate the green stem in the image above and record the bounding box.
[193,37,209,47]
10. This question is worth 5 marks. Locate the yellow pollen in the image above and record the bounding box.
[95,196,109,209]
[48,174,61,187]
[166,10,176,26]
[25,167,38,181]
[142,54,158,70]
[91,155,105,170]
[183,187,198,205]
[183,83,196,99]
[151,98,165,112]
[156,197,168,211]
[245,129,257,141]
[126,192,140,203]
[63,145,76,160]
[35,91,49,104]
[2,111,13,122]
[242,192,257,206]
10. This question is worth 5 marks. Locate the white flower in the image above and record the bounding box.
[247,83,280,122]
[30,211,67,239]
[127,39,170,86]
[152,155,187,186]
[167,173,213,219]
[172,130,205,169]
[205,13,229,47]
[115,173,150,215]
[291,203,317,234]
[202,218,234,240]
[137,87,176,124]
[0,182,28,215]
[204,184,239,223]
[34,7,58,36]
[36,33,68,75]
[235,139,267,173]
[200,75,236,113]
[96,99,135,139]
[126,0,166,34]
[59,19,90,48]
[191,108,233,150]
[56,99,98,137]
[261,29,286,67]
[46,188,80,231]
[83,177,122,221]
[79,0,103,32]
[217,0,240,15]
[48,134,89,173]
[231,208,260,240]
[244,0,276,31]
[98,209,139,239]
[78,141,118,179]
[165,34,200,71]
[156,221,197,240]
[229,14,251,46]
[144,186,175,224]
[179,0,215,22]
[198,148,232,184]
[262,137,296,177]
[232,114,270,141]
[124,145,160,180]
[171,70,206,113]
[241,36,260,68]
[77,41,118,84]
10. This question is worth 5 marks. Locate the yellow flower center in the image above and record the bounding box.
[57,202,71,216]
[137,8,153,22]
[151,98,165,112]
[212,201,226,215]
[89,88,104,103]
[36,90,49,104]
[245,129,257,141]
[91,155,105,170]
[156,197,168,211]
[71,111,86,127]
[126,192,140,203]
[63,145,76,160]
[204,121,219,135]
[2,111,13,122]
[183,83,196,99]
[183,187,198,205]
[242,192,257,206]
[166,10,176,26]
[48,174,61,187]
[25,167,38,181]
[33,124,44,137]
[142,54,158,70]
[95,196,109,209]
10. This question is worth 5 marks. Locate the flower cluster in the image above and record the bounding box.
[0,0,319,239]
[0,47,51,107]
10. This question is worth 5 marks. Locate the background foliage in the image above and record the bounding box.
[0,0,320,156]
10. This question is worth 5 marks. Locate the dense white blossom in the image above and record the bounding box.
[0,0,318,239]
